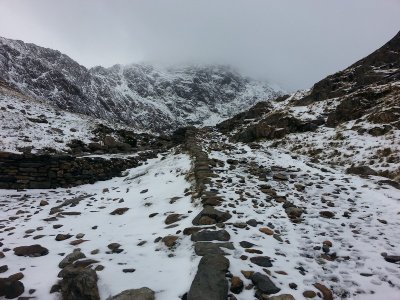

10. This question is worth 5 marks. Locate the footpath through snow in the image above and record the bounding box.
[0,131,400,299]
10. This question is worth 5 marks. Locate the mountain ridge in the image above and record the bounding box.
[0,36,282,132]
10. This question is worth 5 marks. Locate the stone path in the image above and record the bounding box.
[184,128,400,300]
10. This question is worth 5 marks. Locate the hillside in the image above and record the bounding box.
[0,36,282,132]
[0,32,399,300]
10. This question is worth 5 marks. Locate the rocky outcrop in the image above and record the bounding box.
[233,112,324,143]
[295,31,400,106]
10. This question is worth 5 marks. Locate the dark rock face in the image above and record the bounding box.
[13,244,48,257]
[232,112,324,143]
[58,267,100,300]
[187,254,230,300]
[0,37,281,132]
[251,272,281,295]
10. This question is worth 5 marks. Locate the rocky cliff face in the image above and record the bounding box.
[0,36,282,132]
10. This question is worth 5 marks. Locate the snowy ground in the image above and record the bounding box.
[201,130,400,299]
[0,153,201,299]
[1,132,400,299]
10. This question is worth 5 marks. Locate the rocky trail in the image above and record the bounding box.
[1,128,399,299]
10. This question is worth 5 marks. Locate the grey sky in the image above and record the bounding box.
[0,0,399,91]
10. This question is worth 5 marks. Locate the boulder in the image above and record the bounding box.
[13,244,48,257]
[0,273,25,299]
[59,266,100,300]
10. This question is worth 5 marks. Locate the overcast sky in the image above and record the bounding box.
[0,0,399,90]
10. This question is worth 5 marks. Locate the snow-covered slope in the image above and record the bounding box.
[218,31,400,183]
[0,36,283,132]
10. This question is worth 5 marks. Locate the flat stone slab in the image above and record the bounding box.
[187,254,230,300]
[194,242,234,256]
[191,230,231,242]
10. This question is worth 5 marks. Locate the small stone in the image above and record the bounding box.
[250,256,273,267]
[55,234,73,241]
[107,243,121,251]
[313,283,333,300]
[230,276,244,294]
[122,268,136,273]
[319,211,335,219]
[246,219,258,227]
[59,250,86,268]
[241,270,254,279]
[239,241,256,248]
[303,290,317,298]
[259,227,274,235]
[110,207,129,215]
[0,265,8,273]
[165,214,184,225]
[162,235,179,248]
[39,200,49,206]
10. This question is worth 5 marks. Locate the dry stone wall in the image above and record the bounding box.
[0,151,156,189]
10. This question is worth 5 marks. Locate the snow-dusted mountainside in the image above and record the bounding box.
[0,81,173,154]
[219,31,400,183]
[0,36,282,131]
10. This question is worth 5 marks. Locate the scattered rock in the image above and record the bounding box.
[13,245,48,257]
[59,249,86,268]
[303,290,317,298]
[56,234,73,241]
[251,272,280,295]
[165,214,184,225]
[191,230,230,242]
[319,211,335,219]
[59,266,100,300]
[162,235,179,248]
[108,287,155,300]
[230,276,244,294]
[194,242,234,256]
[0,274,25,299]
[110,207,130,215]
[269,294,295,300]
[313,283,333,300]
[250,256,273,267]
[192,206,232,225]
[187,254,230,300]
[259,227,273,235]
